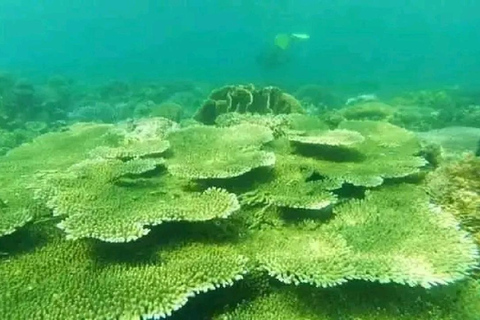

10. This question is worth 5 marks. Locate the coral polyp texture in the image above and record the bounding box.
[36,158,240,242]
[299,121,427,187]
[214,280,480,320]
[165,123,276,179]
[0,123,120,237]
[0,228,249,320]
[426,154,480,243]
[1,108,479,319]
[243,184,478,289]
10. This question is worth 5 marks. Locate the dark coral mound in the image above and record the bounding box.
[194,84,304,124]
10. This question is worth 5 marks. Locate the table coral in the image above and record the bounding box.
[299,120,427,187]
[165,123,276,179]
[0,226,249,320]
[1,114,479,319]
[36,158,240,242]
[240,154,340,211]
[0,123,120,238]
[215,279,480,320]
[241,184,478,289]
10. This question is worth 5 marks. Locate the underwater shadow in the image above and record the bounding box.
[90,219,244,265]
[293,143,366,162]
[0,218,62,259]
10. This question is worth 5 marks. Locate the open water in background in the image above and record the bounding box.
[1,0,480,90]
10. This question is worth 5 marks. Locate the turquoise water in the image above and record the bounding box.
[0,2,479,320]
[1,1,480,87]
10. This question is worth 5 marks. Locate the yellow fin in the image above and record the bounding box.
[274,33,292,50]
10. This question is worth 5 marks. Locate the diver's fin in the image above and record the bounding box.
[274,33,310,50]
[274,33,292,50]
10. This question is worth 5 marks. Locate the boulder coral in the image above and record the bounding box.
[194,84,304,125]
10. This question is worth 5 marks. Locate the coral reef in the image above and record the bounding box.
[146,102,185,122]
[426,155,480,244]
[0,123,120,238]
[388,89,480,130]
[165,123,276,179]
[0,84,479,319]
[215,279,480,319]
[0,225,249,320]
[37,157,239,242]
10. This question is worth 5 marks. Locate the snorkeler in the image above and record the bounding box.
[256,33,310,70]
